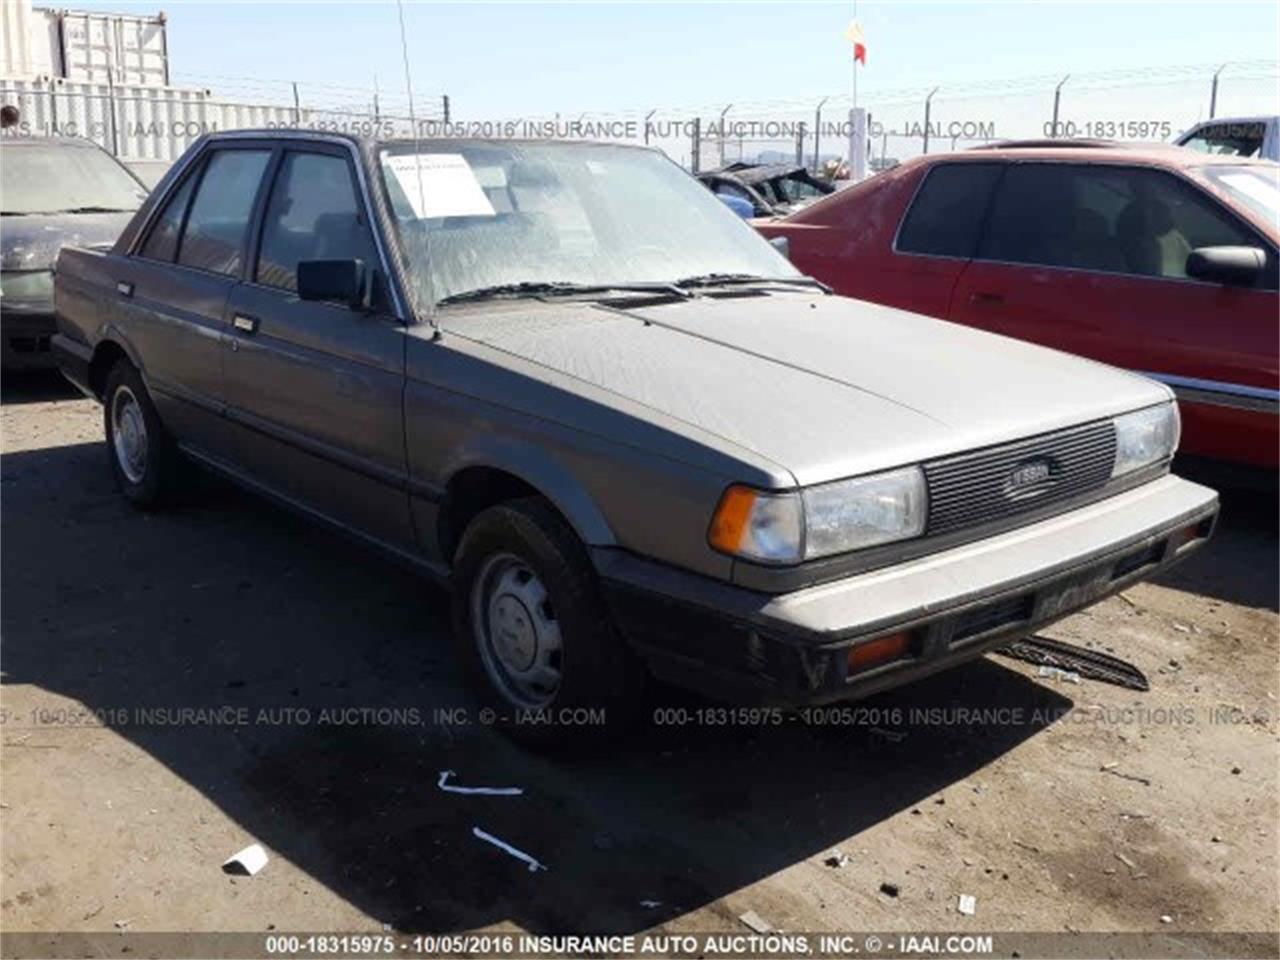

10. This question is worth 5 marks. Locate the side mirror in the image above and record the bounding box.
[297,259,369,310]
[1185,246,1265,287]
[769,235,791,260]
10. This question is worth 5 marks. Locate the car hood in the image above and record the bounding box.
[0,211,135,272]
[441,291,1169,487]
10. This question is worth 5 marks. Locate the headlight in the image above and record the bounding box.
[1112,403,1179,478]
[0,270,54,303]
[708,465,928,565]
[802,466,927,558]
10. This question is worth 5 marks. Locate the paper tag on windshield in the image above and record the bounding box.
[385,153,495,219]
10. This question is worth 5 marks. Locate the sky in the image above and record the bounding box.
[72,0,1280,122]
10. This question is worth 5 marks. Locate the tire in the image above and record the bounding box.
[451,497,643,746]
[102,358,185,508]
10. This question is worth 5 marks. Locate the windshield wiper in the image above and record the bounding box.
[674,272,831,292]
[437,280,689,305]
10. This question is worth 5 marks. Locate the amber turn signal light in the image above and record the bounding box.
[847,630,913,674]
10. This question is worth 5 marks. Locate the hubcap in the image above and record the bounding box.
[471,554,562,710]
[111,385,148,484]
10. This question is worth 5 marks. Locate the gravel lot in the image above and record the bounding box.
[2,371,1277,954]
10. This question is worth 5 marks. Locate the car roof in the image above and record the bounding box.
[939,140,1275,168]
[0,135,102,148]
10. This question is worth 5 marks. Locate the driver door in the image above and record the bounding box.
[221,144,415,551]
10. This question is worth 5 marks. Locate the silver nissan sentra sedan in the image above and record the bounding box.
[52,132,1218,743]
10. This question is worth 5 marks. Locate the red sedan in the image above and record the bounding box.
[757,143,1279,470]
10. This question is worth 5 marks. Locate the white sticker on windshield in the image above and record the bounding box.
[384,153,496,219]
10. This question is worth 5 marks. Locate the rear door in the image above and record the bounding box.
[220,143,414,551]
[113,143,272,451]
[949,161,1278,467]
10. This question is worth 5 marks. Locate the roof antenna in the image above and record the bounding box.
[394,0,440,337]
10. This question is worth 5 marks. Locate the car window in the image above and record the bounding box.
[139,170,198,262]
[981,163,1258,280]
[256,151,381,293]
[1180,122,1267,158]
[896,163,1003,258]
[176,149,271,277]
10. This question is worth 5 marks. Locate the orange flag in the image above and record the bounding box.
[845,20,867,65]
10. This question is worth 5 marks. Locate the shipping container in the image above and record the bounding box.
[0,1,169,87]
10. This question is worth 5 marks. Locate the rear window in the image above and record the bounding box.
[896,163,1003,258]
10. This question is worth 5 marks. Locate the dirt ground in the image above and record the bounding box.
[1,371,1277,954]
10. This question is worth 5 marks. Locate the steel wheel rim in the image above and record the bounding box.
[471,552,563,710]
[111,385,149,485]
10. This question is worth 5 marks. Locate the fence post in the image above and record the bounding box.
[812,96,828,172]
[644,109,656,146]
[442,94,451,125]
[292,81,301,125]
[691,117,701,174]
[718,103,732,168]
[922,86,939,155]
[1210,63,1226,118]
[106,71,119,156]
[1051,74,1070,137]
[796,121,806,166]
[49,78,58,135]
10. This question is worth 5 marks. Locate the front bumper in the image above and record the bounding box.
[596,474,1218,706]
[1,303,57,370]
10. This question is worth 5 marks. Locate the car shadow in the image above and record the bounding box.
[0,369,80,406]
[1156,458,1278,612]
[1,436,1082,934]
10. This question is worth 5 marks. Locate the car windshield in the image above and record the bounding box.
[377,141,799,305]
[1200,164,1280,227]
[1,142,148,215]
[1180,122,1267,158]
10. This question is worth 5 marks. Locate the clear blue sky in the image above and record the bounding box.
[78,0,1280,118]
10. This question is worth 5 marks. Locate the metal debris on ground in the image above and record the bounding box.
[1037,665,1082,684]
[738,910,773,933]
[879,882,900,898]
[868,726,907,743]
[957,893,977,916]
[1100,763,1152,786]
[471,826,546,873]
[824,852,851,868]
[222,843,269,876]
[437,770,523,796]
[997,635,1149,691]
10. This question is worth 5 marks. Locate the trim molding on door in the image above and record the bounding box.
[1140,372,1280,414]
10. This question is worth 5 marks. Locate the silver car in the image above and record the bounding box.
[53,132,1218,743]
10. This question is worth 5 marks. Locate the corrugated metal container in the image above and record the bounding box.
[57,8,170,86]
[0,77,397,162]
[1,0,37,77]
[0,2,169,85]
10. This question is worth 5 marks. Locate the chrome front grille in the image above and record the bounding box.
[923,420,1117,536]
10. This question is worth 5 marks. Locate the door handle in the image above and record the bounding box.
[968,290,1005,305]
[116,281,133,298]
[232,314,259,334]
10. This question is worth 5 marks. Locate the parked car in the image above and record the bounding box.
[757,143,1279,471]
[1176,116,1279,162]
[1,136,149,370]
[54,132,1217,742]
[698,162,834,217]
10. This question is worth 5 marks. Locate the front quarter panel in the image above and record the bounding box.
[403,333,777,580]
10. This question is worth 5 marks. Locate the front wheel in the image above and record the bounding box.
[451,497,643,746]
[103,359,185,507]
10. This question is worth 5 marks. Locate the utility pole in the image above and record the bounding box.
[922,87,939,155]
[1051,74,1070,137]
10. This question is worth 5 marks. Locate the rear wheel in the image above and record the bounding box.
[103,359,185,507]
[451,497,643,746]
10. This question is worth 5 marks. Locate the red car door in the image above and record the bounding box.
[949,161,1278,469]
